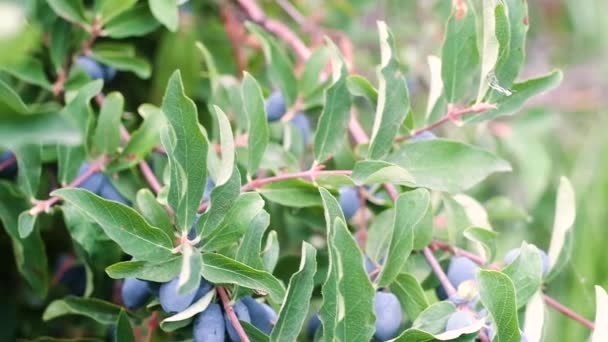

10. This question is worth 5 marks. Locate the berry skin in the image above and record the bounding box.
[121,278,152,310]
[290,112,312,145]
[224,300,251,342]
[76,57,106,80]
[98,178,129,204]
[373,291,403,341]
[58,264,86,297]
[410,131,437,142]
[103,66,117,82]
[339,186,360,220]
[192,278,214,302]
[241,296,277,334]
[159,276,198,313]
[193,303,226,342]
[307,313,321,339]
[445,311,473,331]
[435,286,448,301]
[446,256,478,288]
[504,248,550,275]
[0,151,17,178]
[265,91,287,122]
[203,179,215,201]
[77,163,105,194]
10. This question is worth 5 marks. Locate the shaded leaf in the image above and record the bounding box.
[477,270,520,342]
[43,296,123,325]
[106,257,181,282]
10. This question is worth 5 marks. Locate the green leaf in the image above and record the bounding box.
[108,104,164,171]
[105,257,181,282]
[202,192,265,251]
[241,73,269,177]
[300,47,329,97]
[477,270,520,342]
[270,243,317,342]
[262,231,280,273]
[160,70,208,233]
[412,302,456,334]
[467,70,563,123]
[387,139,511,193]
[47,0,88,26]
[135,189,173,237]
[258,179,321,208]
[492,0,529,89]
[201,253,286,303]
[178,244,202,294]
[547,176,576,275]
[476,1,508,102]
[318,188,346,341]
[57,145,85,185]
[502,242,543,308]
[62,80,104,134]
[43,296,123,325]
[235,212,270,271]
[18,211,37,238]
[0,181,48,297]
[389,273,430,322]
[149,0,179,32]
[352,160,415,187]
[332,218,376,341]
[92,92,123,156]
[160,290,215,331]
[0,58,52,90]
[114,310,134,342]
[314,40,352,162]
[241,321,271,342]
[246,23,297,106]
[197,167,241,234]
[366,208,395,263]
[91,46,151,79]
[98,0,137,23]
[0,79,28,114]
[14,144,42,199]
[52,188,174,262]
[441,1,479,103]
[592,286,608,342]
[104,3,161,38]
[368,21,410,159]
[463,226,497,263]
[377,189,429,286]
[209,106,235,186]
[346,74,378,106]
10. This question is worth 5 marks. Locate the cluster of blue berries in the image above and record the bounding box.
[76,56,117,82]
[121,275,277,341]
[436,246,549,339]
[265,91,312,145]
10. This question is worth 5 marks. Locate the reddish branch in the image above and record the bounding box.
[394,103,497,143]
[217,286,251,342]
[29,159,106,215]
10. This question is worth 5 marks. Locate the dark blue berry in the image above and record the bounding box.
[410,131,437,142]
[290,112,312,145]
[265,91,287,122]
[121,278,153,310]
[374,291,402,341]
[159,276,198,313]
[193,303,225,342]
[76,57,105,80]
[241,296,277,334]
[307,313,321,339]
[446,256,478,288]
[339,186,360,220]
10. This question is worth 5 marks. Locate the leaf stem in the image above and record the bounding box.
[240,169,352,192]
[217,286,251,342]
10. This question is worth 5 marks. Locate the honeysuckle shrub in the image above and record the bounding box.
[0,0,605,341]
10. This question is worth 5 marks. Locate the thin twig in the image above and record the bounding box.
[217,286,251,342]
[29,159,106,215]
[139,162,162,194]
[394,103,497,143]
[423,247,457,297]
[240,169,352,191]
[543,295,595,330]
[145,311,159,342]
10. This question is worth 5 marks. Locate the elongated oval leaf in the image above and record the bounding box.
[270,243,317,341]
[149,0,178,32]
[210,105,234,186]
[502,242,543,308]
[369,21,410,159]
[92,92,123,156]
[47,0,88,25]
[352,160,415,187]
[389,273,430,321]
[52,188,174,262]
[161,70,209,233]
[547,177,576,271]
[477,270,520,342]
[201,253,286,303]
[592,286,608,342]
[43,296,123,325]
[241,73,269,177]
[388,139,511,193]
[105,257,181,282]
[115,310,135,342]
[523,291,545,342]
